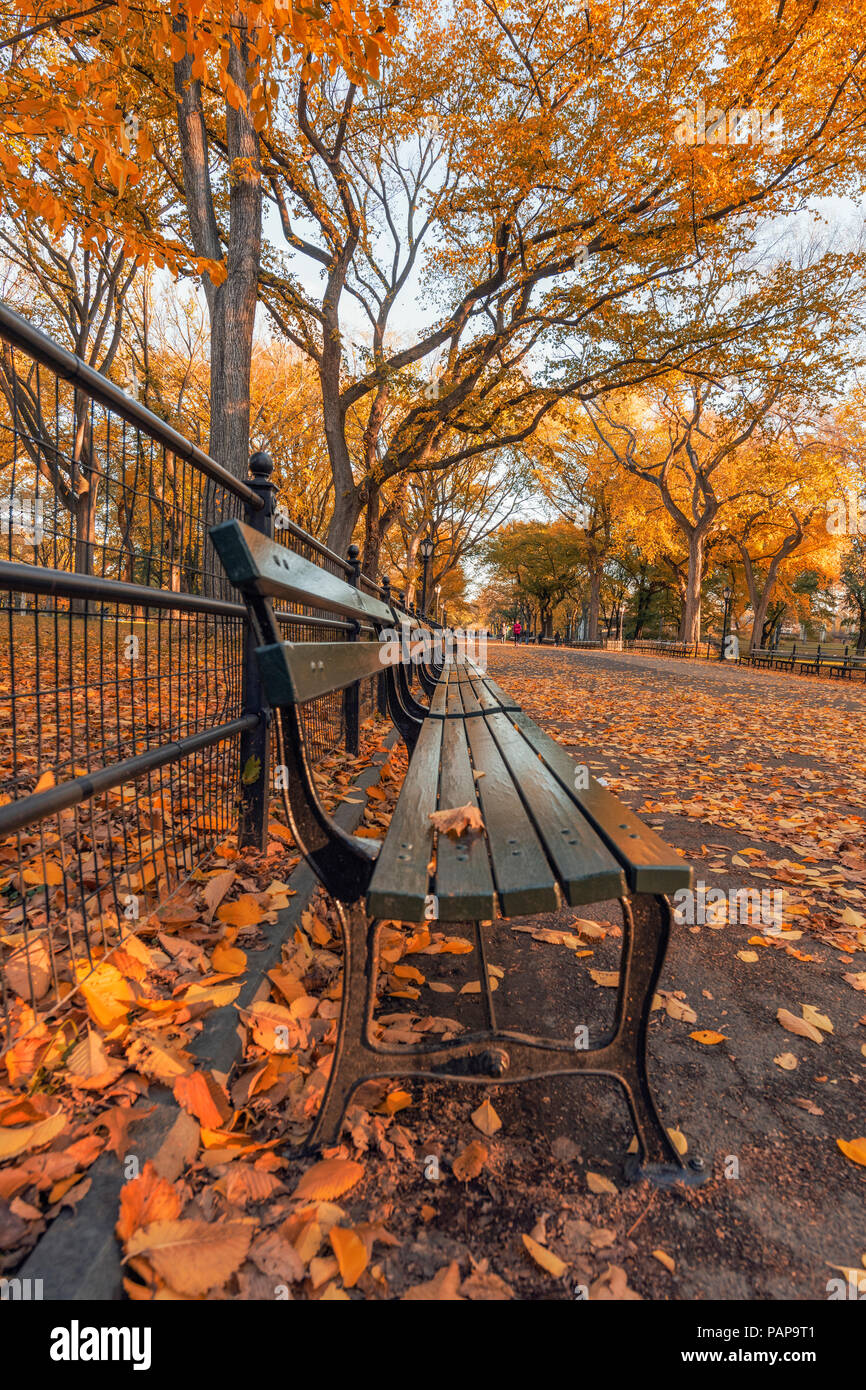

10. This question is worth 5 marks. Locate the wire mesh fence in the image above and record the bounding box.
[0,302,380,1045]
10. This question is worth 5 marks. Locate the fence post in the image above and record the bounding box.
[377,575,391,715]
[343,543,361,755]
[238,451,276,850]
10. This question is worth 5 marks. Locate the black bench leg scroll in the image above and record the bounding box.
[306,903,373,1149]
[617,894,708,1187]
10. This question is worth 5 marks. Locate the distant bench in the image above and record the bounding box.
[212,519,704,1187]
[740,646,866,680]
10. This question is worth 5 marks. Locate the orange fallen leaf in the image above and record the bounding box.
[690,1030,727,1045]
[471,1098,501,1136]
[452,1140,488,1181]
[293,1158,364,1202]
[329,1226,368,1288]
[173,1071,232,1129]
[522,1233,568,1277]
[216,894,264,929]
[116,1161,182,1242]
[837,1137,866,1167]
[211,941,247,976]
[401,1261,464,1300]
[776,1008,822,1044]
[125,1219,253,1295]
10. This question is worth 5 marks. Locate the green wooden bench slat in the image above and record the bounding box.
[256,639,392,705]
[211,520,394,625]
[435,702,497,920]
[427,667,450,716]
[366,715,443,922]
[507,710,691,894]
[482,709,627,905]
[473,672,520,711]
[458,679,559,916]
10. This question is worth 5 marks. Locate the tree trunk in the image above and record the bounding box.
[360,485,383,582]
[681,529,704,644]
[588,571,601,640]
[174,31,261,485]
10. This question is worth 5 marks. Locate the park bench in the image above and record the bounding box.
[211,518,705,1187]
[741,646,866,681]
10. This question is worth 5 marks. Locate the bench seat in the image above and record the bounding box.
[369,655,689,922]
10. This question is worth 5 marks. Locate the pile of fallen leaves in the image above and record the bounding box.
[0,716,395,1279]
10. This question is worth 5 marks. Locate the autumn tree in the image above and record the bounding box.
[840,540,866,654]
[2,0,400,481]
[251,0,866,565]
[483,519,587,639]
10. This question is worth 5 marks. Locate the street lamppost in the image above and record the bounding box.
[719,585,733,661]
[434,583,441,624]
[419,535,434,617]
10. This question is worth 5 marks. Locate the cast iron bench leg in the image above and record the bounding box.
[617,894,705,1185]
[306,902,372,1148]
[307,896,707,1186]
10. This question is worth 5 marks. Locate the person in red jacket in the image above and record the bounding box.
[513,620,522,645]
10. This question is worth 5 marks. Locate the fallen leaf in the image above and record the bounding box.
[126,1218,253,1295]
[690,1030,727,1045]
[211,942,247,976]
[0,1108,66,1160]
[837,1137,866,1168]
[173,1071,232,1129]
[460,1267,515,1300]
[470,1098,501,1136]
[776,1008,823,1044]
[216,894,264,929]
[801,1005,833,1034]
[428,804,485,838]
[452,1141,488,1181]
[653,1249,676,1273]
[774,1053,798,1070]
[586,1172,618,1195]
[589,969,619,987]
[522,1233,568,1277]
[590,1263,641,1300]
[116,1162,182,1242]
[202,869,236,920]
[293,1158,364,1202]
[401,1261,464,1300]
[793,1098,824,1115]
[329,1226,368,1288]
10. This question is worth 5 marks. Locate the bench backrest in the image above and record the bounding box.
[210,519,436,708]
[211,519,393,626]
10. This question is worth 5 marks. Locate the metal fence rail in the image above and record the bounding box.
[0,302,380,1044]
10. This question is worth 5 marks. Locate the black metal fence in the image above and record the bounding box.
[0,302,378,1045]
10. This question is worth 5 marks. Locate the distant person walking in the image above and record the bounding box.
[512,620,522,645]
